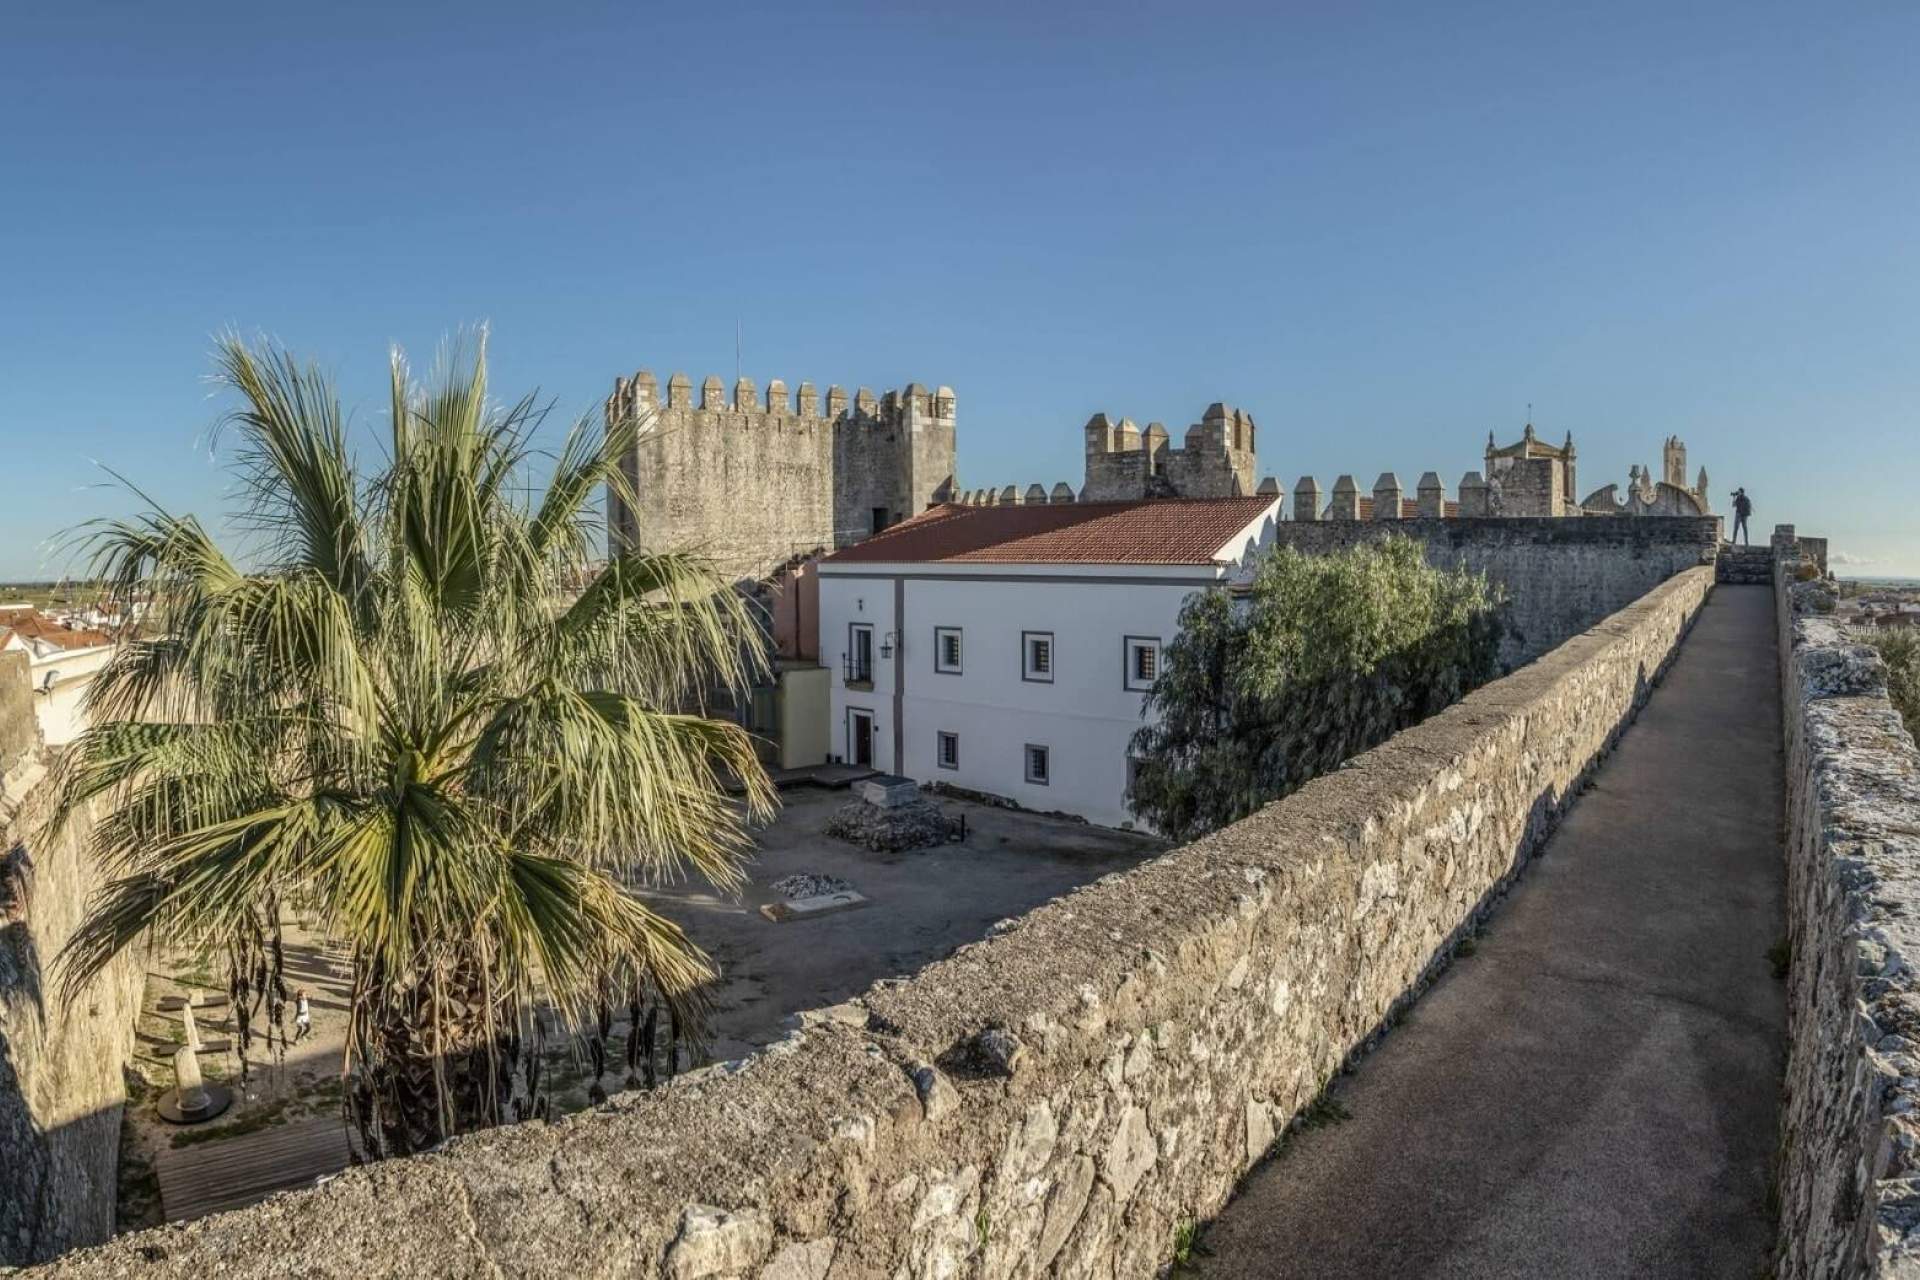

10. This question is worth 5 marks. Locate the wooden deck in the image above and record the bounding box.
[155,1113,355,1224]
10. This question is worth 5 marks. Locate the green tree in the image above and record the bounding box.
[1128,538,1503,840]
[1864,628,1920,739]
[49,334,773,1157]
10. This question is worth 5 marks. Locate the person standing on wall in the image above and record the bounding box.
[1730,487,1753,545]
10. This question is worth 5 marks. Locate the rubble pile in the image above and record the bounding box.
[769,873,856,900]
[823,797,961,853]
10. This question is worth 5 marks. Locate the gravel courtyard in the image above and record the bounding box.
[633,786,1166,1063]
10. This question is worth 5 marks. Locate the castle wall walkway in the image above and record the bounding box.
[1193,583,1786,1278]
[26,569,1720,1279]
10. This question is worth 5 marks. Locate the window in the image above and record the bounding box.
[934,626,963,675]
[871,507,890,535]
[1025,743,1050,786]
[937,731,959,770]
[1124,636,1161,692]
[1022,630,1054,683]
[845,623,874,685]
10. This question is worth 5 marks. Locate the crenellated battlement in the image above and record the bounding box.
[952,481,1079,507]
[608,370,957,427]
[606,367,958,579]
[1080,401,1258,501]
[1278,459,1714,523]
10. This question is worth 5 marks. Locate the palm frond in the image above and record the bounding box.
[50,330,776,1156]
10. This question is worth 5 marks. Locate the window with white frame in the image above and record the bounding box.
[1024,743,1050,786]
[1021,630,1054,682]
[934,626,963,675]
[937,730,959,770]
[1124,636,1161,691]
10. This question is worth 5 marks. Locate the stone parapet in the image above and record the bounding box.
[1717,542,1775,585]
[1774,559,1920,1279]
[31,568,1715,1279]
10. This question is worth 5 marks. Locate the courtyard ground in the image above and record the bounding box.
[635,787,1165,1063]
[116,784,1162,1225]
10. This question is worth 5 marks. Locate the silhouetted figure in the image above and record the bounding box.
[1731,487,1753,546]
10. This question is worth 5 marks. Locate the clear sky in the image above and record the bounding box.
[4,1,1916,579]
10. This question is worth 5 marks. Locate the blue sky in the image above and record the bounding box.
[3,0,1916,578]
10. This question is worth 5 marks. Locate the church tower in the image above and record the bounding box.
[1662,436,1688,490]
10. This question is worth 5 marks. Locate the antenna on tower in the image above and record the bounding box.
[735,320,741,384]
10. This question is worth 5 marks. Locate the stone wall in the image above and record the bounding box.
[1,652,145,1265]
[1773,558,1920,1279]
[606,373,957,583]
[32,567,1715,1279]
[0,652,35,772]
[1257,515,1720,667]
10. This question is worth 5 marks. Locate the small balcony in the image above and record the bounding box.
[840,652,873,690]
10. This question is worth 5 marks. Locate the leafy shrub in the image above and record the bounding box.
[1128,538,1504,840]
[1864,628,1920,739]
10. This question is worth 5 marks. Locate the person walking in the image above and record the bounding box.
[1731,487,1753,545]
[292,987,312,1043]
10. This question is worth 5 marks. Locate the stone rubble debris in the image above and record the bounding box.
[822,797,962,853]
[770,873,855,900]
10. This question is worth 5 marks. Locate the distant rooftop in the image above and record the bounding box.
[819,497,1277,567]
[0,608,111,656]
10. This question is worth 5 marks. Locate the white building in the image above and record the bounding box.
[1,608,114,746]
[815,496,1279,828]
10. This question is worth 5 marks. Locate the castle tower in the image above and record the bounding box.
[899,382,958,515]
[1484,420,1574,516]
[608,365,957,580]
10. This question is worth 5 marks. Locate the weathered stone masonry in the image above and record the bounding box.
[33,567,1714,1279]
[606,372,958,583]
[1774,558,1920,1279]
[1,652,145,1266]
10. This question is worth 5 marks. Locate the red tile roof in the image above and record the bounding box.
[820,497,1278,566]
[0,609,111,652]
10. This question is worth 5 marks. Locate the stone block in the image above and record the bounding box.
[666,1205,774,1280]
[855,776,919,808]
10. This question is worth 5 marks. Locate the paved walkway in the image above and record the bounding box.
[1195,584,1786,1279]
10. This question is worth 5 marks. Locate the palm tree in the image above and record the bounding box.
[48,332,774,1157]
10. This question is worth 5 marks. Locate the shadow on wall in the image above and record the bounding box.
[0,777,146,1264]
[0,1093,131,1267]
